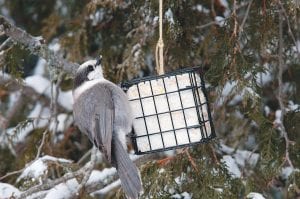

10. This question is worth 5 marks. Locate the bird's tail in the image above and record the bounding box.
[112,136,142,199]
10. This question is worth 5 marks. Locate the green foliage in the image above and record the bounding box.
[1,0,300,198]
[138,146,245,199]
[4,44,26,79]
[0,147,15,180]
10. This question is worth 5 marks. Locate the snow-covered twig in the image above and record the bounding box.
[0,15,79,75]
[17,153,157,198]
[77,147,98,195]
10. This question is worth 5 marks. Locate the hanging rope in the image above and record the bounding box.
[155,0,165,75]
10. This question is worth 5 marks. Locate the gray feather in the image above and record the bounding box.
[112,135,142,199]
[73,79,142,199]
[94,86,114,162]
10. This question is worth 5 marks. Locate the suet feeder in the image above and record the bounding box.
[122,67,215,154]
[122,0,215,154]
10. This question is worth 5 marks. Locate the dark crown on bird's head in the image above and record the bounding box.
[73,55,103,90]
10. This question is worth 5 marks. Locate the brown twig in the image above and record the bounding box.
[278,0,300,59]
[184,148,199,172]
[0,168,24,181]
[277,6,294,169]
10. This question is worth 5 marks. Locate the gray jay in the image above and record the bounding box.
[72,57,142,199]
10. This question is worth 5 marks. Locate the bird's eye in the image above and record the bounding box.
[87,65,94,72]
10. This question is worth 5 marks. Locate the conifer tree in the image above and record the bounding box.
[0,0,299,198]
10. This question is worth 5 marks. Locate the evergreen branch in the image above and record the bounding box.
[0,15,79,76]
[239,0,253,33]
[277,7,294,169]
[278,0,300,59]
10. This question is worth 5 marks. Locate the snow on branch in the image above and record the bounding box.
[14,153,156,199]
[0,15,79,76]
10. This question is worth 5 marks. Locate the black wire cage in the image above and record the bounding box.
[122,67,215,155]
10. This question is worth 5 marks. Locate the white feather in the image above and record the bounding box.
[88,66,103,80]
[73,79,107,101]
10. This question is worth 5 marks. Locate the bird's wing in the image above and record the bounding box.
[94,85,114,163]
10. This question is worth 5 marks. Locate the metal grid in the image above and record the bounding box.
[122,67,215,154]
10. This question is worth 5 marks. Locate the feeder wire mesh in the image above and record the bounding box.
[122,67,215,154]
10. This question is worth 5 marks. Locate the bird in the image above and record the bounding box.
[72,56,142,199]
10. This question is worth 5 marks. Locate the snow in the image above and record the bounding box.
[287,100,299,112]
[0,183,20,198]
[8,91,21,110]
[89,9,105,26]
[44,179,78,199]
[87,168,117,184]
[218,80,259,106]
[219,0,230,17]
[174,173,186,185]
[292,40,300,53]
[255,65,272,86]
[220,144,259,168]
[274,110,282,126]
[48,40,61,52]
[18,158,47,182]
[193,4,210,14]
[0,72,12,82]
[264,106,270,116]
[25,75,51,94]
[221,155,241,178]
[127,73,211,153]
[234,150,259,167]
[171,192,192,199]
[247,192,266,199]
[49,113,73,133]
[171,193,182,199]
[221,81,237,97]
[17,155,72,182]
[181,192,192,199]
[25,75,73,111]
[165,8,175,25]
[219,144,260,178]
[281,166,294,180]
[45,168,117,199]
[57,90,73,111]
[34,58,47,76]
[215,16,226,27]
[6,102,50,143]
[91,180,121,197]
[219,0,229,8]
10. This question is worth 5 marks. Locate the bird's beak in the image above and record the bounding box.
[95,55,102,67]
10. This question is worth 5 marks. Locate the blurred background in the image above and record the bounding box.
[0,0,299,198]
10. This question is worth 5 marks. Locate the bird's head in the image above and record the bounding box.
[73,56,103,89]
